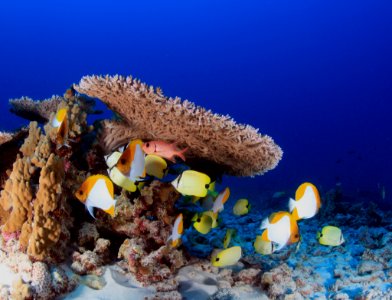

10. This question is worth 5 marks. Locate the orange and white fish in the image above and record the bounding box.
[116,139,146,182]
[289,182,321,221]
[142,141,188,162]
[51,107,70,148]
[167,213,183,247]
[212,187,230,214]
[75,175,117,218]
[260,211,299,251]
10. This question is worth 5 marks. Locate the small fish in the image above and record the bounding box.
[254,236,277,255]
[260,211,299,251]
[52,107,70,148]
[75,175,117,218]
[272,191,286,199]
[289,182,321,221]
[171,170,211,197]
[223,229,236,249]
[233,198,250,216]
[167,213,184,247]
[142,141,188,162]
[193,213,213,234]
[145,154,168,179]
[105,151,122,169]
[202,211,218,228]
[211,246,242,267]
[212,187,230,214]
[109,166,140,192]
[317,226,345,246]
[116,139,146,182]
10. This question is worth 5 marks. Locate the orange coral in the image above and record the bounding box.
[74,75,283,177]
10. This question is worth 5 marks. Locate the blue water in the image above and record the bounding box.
[0,1,391,206]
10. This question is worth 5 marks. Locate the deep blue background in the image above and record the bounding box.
[0,1,391,205]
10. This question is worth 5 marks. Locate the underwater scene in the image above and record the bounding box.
[0,1,391,299]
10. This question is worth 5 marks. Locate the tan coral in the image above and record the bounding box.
[26,154,69,262]
[0,156,35,232]
[0,131,14,145]
[20,121,42,158]
[74,75,283,176]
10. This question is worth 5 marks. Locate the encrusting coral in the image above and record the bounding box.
[74,74,283,177]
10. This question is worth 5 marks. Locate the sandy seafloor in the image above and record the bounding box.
[0,196,391,299]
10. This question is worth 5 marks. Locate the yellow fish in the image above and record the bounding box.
[317,226,344,246]
[254,235,277,255]
[75,175,117,218]
[171,170,211,197]
[51,107,70,148]
[202,211,218,228]
[233,198,250,216]
[223,229,235,249]
[211,246,242,267]
[116,139,146,182]
[145,154,168,179]
[193,213,213,234]
[168,213,184,248]
[260,211,300,251]
[289,182,321,221]
[109,167,139,192]
[212,187,230,214]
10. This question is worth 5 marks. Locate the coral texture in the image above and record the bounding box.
[74,75,283,176]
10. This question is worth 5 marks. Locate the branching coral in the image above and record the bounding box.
[74,75,283,177]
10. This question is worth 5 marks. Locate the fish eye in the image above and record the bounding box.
[215,257,220,262]
[120,158,126,165]
[197,218,201,222]
[146,142,150,147]
[205,184,209,189]
[295,234,299,238]
[78,190,83,195]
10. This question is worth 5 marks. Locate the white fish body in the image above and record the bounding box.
[128,144,145,182]
[261,215,291,250]
[85,179,116,218]
[288,185,317,219]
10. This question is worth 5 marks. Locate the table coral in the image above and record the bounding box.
[74,74,283,177]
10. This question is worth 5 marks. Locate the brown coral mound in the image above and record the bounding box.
[74,75,283,176]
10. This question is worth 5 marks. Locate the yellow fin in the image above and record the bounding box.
[104,205,115,218]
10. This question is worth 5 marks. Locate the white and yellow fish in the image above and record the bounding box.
[289,182,321,221]
[51,107,70,148]
[317,226,344,246]
[212,187,230,214]
[233,198,250,216]
[211,246,242,267]
[260,211,299,251]
[167,213,184,247]
[171,170,211,197]
[116,139,146,182]
[75,175,117,218]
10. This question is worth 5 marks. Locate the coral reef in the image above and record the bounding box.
[74,75,283,176]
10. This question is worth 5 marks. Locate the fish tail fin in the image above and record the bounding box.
[176,147,188,161]
[288,198,296,213]
[260,217,269,230]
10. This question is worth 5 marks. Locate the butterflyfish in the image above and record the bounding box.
[109,167,139,192]
[167,213,184,247]
[211,246,242,267]
[51,107,70,148]
[233,198,250,216]
[260,211,299,251]
[202,211,218,228]
[75,175,117,218]
[105,151,122,169]
[254,235,277,255]
[317,226,344,246]
[116,139,146,182]
[289,182,321,221]
[142,141,188,162]
[145,154,168,179]
[171,170,211,197]
[51,107,68,128]
[212,187,230,214]
[223,229,236,249]
[193,213,213,234]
